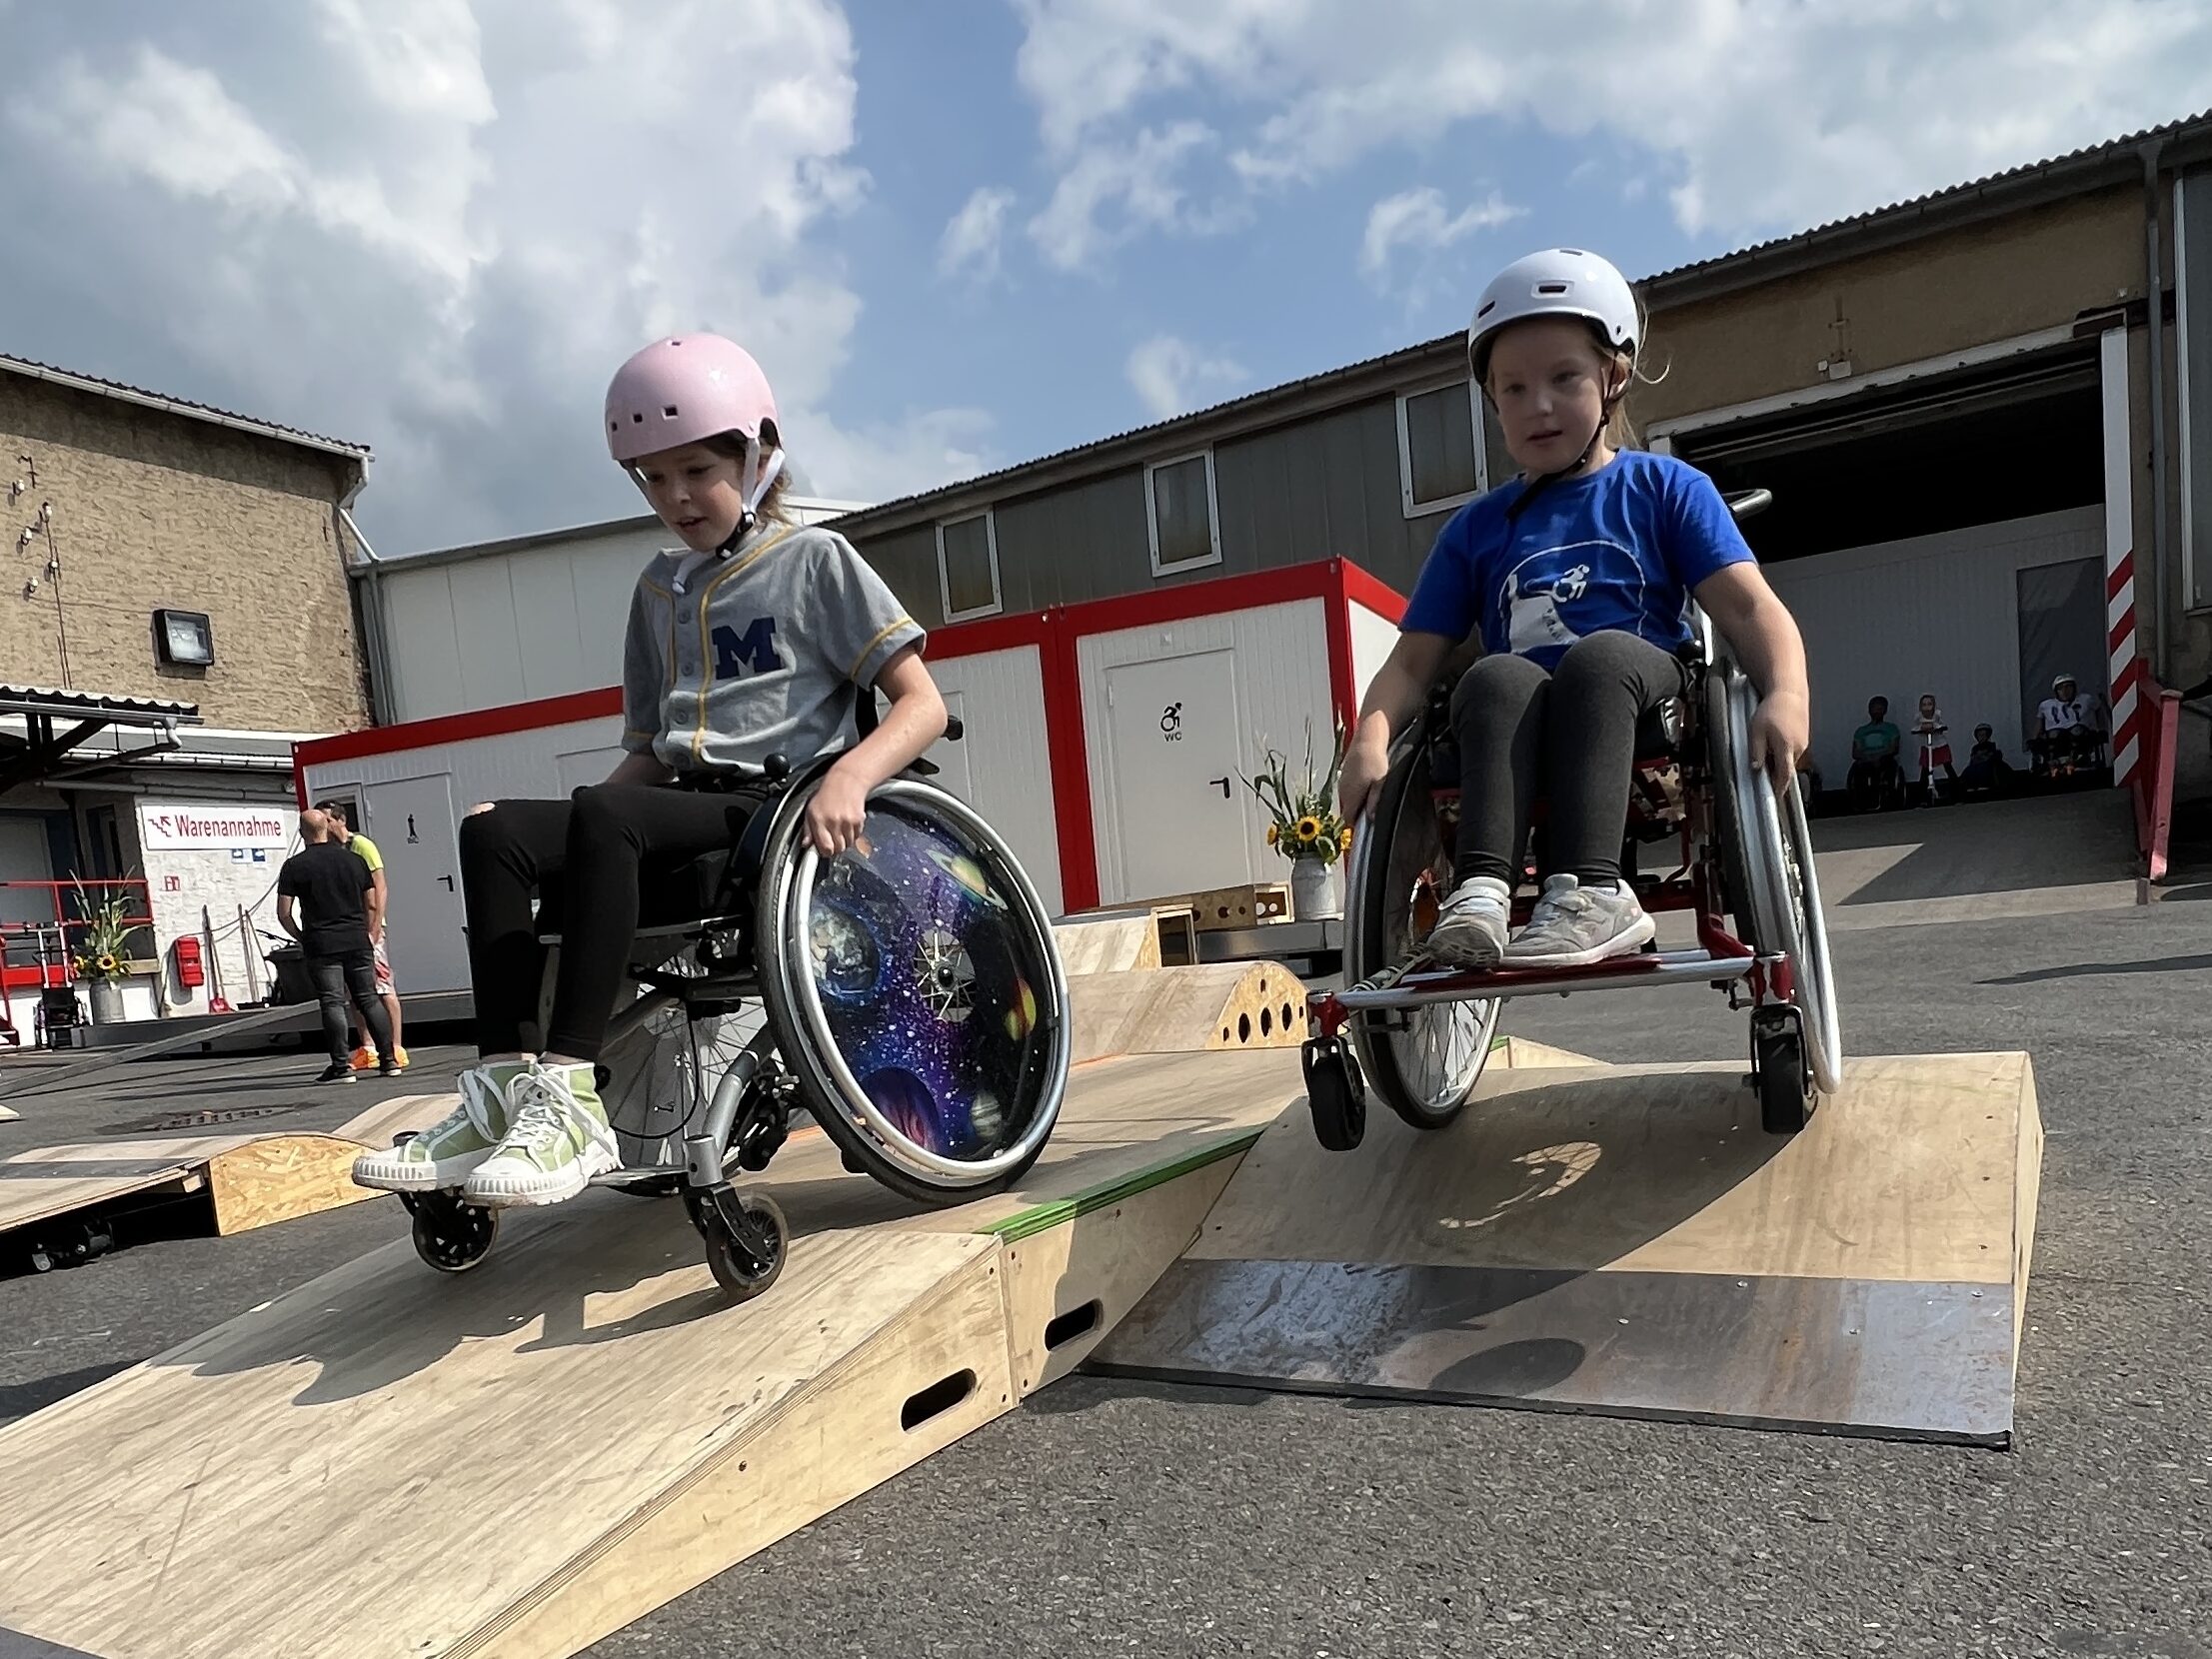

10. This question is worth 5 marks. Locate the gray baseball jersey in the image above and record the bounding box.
[621,519,925,775]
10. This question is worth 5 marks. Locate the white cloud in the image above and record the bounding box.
[939,186,1016,281]
[1027,119,1242,270]
[1009,0,2212,243]
[1126,333,1246,420]
[0,0,989,552]
[1359,186,1522,282]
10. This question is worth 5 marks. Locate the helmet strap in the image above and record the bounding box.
[714,439,788,557]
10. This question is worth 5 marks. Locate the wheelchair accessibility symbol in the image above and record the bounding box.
[1160,703,1183,742]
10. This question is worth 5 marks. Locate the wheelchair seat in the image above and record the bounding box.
[1633,698,1686,765]
[535,847,746,944]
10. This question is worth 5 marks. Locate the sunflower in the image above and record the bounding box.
[1265,824,1278,847]
[1294,815,1321,842]
[95,953,119,974]
[1339,827,1353,852]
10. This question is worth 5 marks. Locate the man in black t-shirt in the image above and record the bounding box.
[278,809,396,1082]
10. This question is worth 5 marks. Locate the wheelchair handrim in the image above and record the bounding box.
[1345,734,1495,1120]
[760,777,1071,1184]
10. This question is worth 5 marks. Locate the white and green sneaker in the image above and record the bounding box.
[351,1063,526,1193]
[463,1062,621,1208]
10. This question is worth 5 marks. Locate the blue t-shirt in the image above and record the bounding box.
[1401,451,1756,670]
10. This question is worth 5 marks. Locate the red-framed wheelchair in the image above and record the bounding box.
[1300,488,1841,1150]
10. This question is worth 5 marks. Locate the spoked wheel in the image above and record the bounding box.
[595,954,770,1179]
[689,1188,788,1301]
[1707,662,1844,1099]
[405,1191,498,1273]
[1346,737,1496,1130]
[757,771,1072,1206]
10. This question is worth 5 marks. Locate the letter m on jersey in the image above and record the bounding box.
[713,618,781,680]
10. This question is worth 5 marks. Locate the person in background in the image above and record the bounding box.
[277,809,396,1083]
[1847,696,1903,812]
[315,800,407,1073]
[1911,692,1957,806]
[2034,673,2103,775]
[1958,723,2013,799]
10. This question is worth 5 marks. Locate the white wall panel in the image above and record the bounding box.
[921,646,1064,916]
[1077,598,1335,907]
[1760,507,2100,782]
[1348,601,1400,708]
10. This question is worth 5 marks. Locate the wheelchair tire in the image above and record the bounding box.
[1347,734,1496,1130]
[1752,1009,1812,1135]
[1303,1035,1367,1152]
[1706,662,1843,1096]
[755,768,1072,1207]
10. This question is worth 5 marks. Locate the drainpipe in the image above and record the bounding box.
[2144,138,2172,681]
[335,465,398,727]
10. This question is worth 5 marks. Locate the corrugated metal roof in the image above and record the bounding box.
[0,684,203,722]
[834,107,2212,533]
[0,353,373,461]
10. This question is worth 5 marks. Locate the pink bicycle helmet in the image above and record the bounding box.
[604,334,779,464]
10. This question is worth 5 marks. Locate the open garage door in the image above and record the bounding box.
[1667,339,2114,788]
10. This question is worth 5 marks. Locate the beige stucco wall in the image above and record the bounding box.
[0,373,370,734]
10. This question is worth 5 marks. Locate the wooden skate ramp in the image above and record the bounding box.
[0,1093,460,1243]
[1069,962,1306,1064]
[1093,1052,2042,1445]
[0,1045,1300,1659]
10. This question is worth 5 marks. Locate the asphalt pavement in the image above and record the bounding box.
[3,899,2209,1656]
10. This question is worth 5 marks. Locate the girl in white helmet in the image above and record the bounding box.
[353,333,948,1207]
[1337,248,1811,968]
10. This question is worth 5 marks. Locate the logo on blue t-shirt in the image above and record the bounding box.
[1499,541,1645,658]
[713,617,782,679]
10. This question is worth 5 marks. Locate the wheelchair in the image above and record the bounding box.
[1299,488,1842,1150]
[397,713,1075,1299]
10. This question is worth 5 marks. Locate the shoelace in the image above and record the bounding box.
[505,1068,620,1155]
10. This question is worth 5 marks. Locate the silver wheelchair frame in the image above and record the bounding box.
[399,739,1074,1298]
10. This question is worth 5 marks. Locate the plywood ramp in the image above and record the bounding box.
[1053,911,1163,975]
[1094,1052,2042,1446]
[0,1093,462,1242]
[0,1046,1301,1659]
[1070,962,1306,1064]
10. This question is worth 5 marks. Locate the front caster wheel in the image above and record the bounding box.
[690,1186,789,1301]
[1751,1007,1813,1136]
[406,1191,499,1272]
[1303,1036,1367,1152]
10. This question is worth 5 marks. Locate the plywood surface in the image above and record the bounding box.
[1069,962,1306,1064]
[1191,1053,2037,1286]
[1053,912,1162,975]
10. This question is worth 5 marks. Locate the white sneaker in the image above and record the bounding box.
[351,1064,521,1192]
[463,1062,621,1207]
[1505,874,1655,966]
[1425,875,1512,968]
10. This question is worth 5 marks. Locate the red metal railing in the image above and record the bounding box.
[2132,684,2183,887]
[0,878,155,991]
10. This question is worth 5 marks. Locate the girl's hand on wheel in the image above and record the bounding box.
[1336,732,1392,825]
[806,768,871,858]
[1750,689,1810,799]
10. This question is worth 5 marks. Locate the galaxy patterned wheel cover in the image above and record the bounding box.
[801,802,1052,1161]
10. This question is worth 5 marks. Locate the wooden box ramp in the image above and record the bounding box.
[0,1093,461,1246]
[1069,962,1306,1064]
[0,1046,1299,1659]
[1092,1052,2042,1447]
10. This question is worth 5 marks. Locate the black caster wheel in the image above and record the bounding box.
[1751,1008,1813,1135]
[691,1186,789,1301]
[1303,1036,1367,1152]
[409,1192,499,1273]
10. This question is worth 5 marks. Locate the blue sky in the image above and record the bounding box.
[1,1,2207,553]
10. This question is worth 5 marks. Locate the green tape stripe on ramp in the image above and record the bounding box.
[982,1033,1510,1243]
[982,1130,1265,1243]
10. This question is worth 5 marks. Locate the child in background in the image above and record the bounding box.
[1912,693,1956,805]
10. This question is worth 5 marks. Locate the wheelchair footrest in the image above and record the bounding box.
[1329,947,1767,1013]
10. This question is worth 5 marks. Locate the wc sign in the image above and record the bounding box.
[139,805,292,851]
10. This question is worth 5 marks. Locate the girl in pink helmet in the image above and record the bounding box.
[1337,248,1812,969]
[353,333,948,1207]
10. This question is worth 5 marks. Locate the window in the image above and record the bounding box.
[936,511,1002,622]
[1396,382,1506,517]
[1145,452,1220,575]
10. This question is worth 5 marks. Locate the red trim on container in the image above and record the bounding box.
[1039,613,1101,914]
[1322,562,1359,729]
[297,687,624,771]
[1058,562,1336,640]
[1339,559,1407,626]
[927,612,1051,661]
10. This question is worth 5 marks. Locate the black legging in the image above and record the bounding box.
[1448,631,1688,888]
[459,784,754,1061]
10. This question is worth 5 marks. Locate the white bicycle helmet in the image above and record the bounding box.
[1467,247,1639,384]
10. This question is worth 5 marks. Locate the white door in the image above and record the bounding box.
[364,774,471,993]
[1103,649,1252,901]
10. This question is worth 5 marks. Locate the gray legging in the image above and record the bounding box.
[1447,630,1689,888]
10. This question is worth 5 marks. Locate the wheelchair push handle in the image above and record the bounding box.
[1724,488,1773,523]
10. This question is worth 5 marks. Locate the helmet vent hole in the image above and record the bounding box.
[664,404,679,417]
[1536,282,1568,294]
[630,412,644,424]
